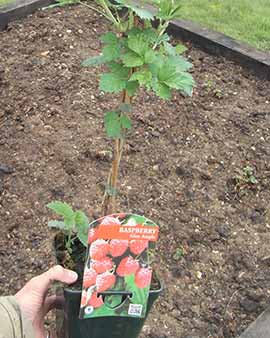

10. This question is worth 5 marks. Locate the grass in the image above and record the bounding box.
[178,0,270,51]
[0,0,15,7]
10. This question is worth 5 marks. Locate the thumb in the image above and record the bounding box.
[32,265,78,294]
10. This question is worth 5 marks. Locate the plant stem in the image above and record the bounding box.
[153,21,169,49]
[78,1,113,22]
[102,90,131,215]
[97,0,120,27]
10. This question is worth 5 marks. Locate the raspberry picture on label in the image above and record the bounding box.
[79,213,159,319]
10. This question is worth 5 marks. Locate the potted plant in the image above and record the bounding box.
[47,1,195,337]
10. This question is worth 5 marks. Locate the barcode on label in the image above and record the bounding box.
[128,304,143,316]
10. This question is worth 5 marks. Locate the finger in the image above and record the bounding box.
[31,265,78,294]
[44,295,65,314]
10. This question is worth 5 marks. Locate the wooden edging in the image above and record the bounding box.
[0,0,270,80]
[238,306,270,338]
[0,0,53,31]
[167,19,270,80]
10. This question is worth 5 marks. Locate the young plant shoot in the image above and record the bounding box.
[82,0,195,215]
[47,0,195,253]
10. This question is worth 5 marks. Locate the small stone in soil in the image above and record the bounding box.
[240,298,260,313]
[175,166,193,178]
[0,164,14,175]
[216,224,231,239]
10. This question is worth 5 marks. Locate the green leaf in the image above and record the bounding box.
[154,82,172,100]
[74,210,89,247]
[129,6,154,20]
[154,57,194,96]
[47,201,74,219]
[48,220,67,230]
[100,63,130,93]
[127,34,148,56]
[75,210,89,227]
[100,73,126,93]
[126,81,139,96]
[175,44,188,54]
[156,0,182,20]
[163,42,187,57]
[164,72,194,96]
[120,115,132,129]
[102,45,121,62]
[113,0,154,20]
[81,55,106,67]
[100,32,118,44]
[169,56,192,72]
[101,32,121,62]
[122,51,144,67]
[144,49,156,64]
[104,111,122,138]
[130,69,152,87]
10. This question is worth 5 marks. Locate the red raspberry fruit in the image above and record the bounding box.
[96,272,116,292]
[91,257,113,274]
[116,256,140,277]
[90,239,109,260]
[88,292,104,308]
[109,239,129,257]
[100,216,121,226]
[83,268,97,289]
[129,240,148,255]
[88,228,98,244]
[135,268,152,288]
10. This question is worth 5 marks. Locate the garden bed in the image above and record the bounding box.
[0,5,270,338]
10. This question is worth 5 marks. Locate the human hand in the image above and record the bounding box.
[15,265,78,338]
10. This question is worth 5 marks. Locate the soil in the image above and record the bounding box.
[0,4,270,338]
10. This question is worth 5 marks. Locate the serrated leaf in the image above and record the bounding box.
[81,55,106,67]
[74,210,89,246]
[130,69,152,86]
[120,115,132,129]
[48,220,67,230]
[154,82,171,100]
[129,6,154,20]
[165,72,194,96]
[175,44,187,54]
[169,56,192,72]
[101,32,121,62]
[113,0,154,20]
[104,111,122,138]
[122,51,144,67]
[47,201,74,219]
[75,210,89,227]
[101,32,118,44]
[76,223,89,247]
[100,73,127,93]
[144,49,156,64]
[127,34,148,56]
[126,81,139,96]
[102,45,121,62]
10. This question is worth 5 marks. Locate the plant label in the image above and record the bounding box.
[79,213,159,319]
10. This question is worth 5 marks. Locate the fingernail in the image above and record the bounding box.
[68,271,78,280]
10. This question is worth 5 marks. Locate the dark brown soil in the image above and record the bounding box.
[1,5,270,338]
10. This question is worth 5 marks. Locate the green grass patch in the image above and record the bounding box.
[0,0,15,7]
[178,0,270,51]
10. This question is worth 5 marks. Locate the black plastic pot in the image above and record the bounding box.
[56,283,163,338]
